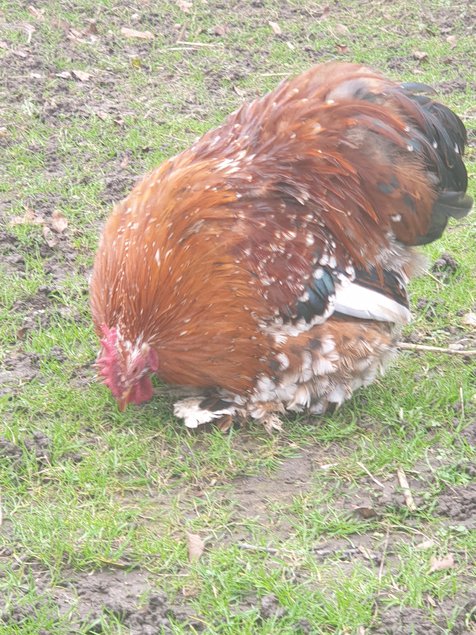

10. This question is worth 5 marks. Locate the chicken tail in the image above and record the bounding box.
[402,87,472,244]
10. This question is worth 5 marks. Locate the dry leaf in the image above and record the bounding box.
[462,312,476,327]
[446,35,457,48]
[353,505,378,519]
[0,41,9,49]
[52,18,70,32]
[268,21,282,35]
[120,27,154,40]
[28,6,45,21]
[426,593,437,608]
[16,326,28,340]
[286,41,295,50]
[319,462,338,470]
[119,154,130,169]
[186,532,205,562]
[429,553,455,573]
[72,69,91,82]
[336,43,349,54]
[56,71,72,79]
[68,28,84,42]
[51,210,68,233]
[213,25,227,36]
[335,23,349,36]
[233,85,246,97]
[10,208,44,226]
[130,57,143,69]
[23,23,36,44]
[84,19,98,35]
[416,539,435,550]
[177,0,193,12]
[43,226,58,248]
[413,50,429,61]
[357,545,375,560]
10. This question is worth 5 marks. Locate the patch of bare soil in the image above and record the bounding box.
[436,483,476,527]
[0,230,26,277]
[0,567,203,634]
[231,452,314,520]
[0,350,40,394]
[13,286,57,331]
[0,431,52,466]
[431,252,460,281]
[372,596,476,634]
[101,165,140,204]
[462,422,476,447]
[0,437,24,466]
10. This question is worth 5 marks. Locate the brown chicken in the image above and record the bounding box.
[90,62,472,430]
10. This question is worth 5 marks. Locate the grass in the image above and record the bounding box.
[0,0,475,633]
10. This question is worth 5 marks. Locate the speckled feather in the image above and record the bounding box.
[90,62,472,427]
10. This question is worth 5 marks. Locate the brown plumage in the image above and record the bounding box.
[90,62,472,429]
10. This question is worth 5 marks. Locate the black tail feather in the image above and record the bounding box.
[403,87,472,244]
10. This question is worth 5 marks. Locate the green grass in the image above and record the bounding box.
[0,0,475,633]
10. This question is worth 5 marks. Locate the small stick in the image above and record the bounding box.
[378,529,390,583]
[175,40,219,47]
[237,543,278,554]
[175,23,186,43]
[260,72,291,77]
[459,386,465,419]
[425,270,445,287]
[237,542,368,560]
[237,542,297,555]
[164,47,201,52]
[357,462,386,489]
[396,468,417,512]
[397,342,476,356]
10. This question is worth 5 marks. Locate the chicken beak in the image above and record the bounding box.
[118,387,131,412]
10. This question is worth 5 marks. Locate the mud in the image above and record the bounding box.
[436,483,476,526]
[0,568,204,634]
[372,596,476,634]
[0,431,52,466]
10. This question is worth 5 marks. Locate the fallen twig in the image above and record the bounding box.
[396,468,417,512]
[378,529,390,583]
[175,40,219,47]
[425,270,445,287]
[397,342,476,356]
[357,461,386,489]
[237,542,377,561]
[237,542,290,555]
[459,386,465,419]
[259,72,291,77]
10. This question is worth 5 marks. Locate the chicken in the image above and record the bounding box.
[90,62,472,431]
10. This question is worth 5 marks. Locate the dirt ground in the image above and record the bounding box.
[1,432,475,632]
